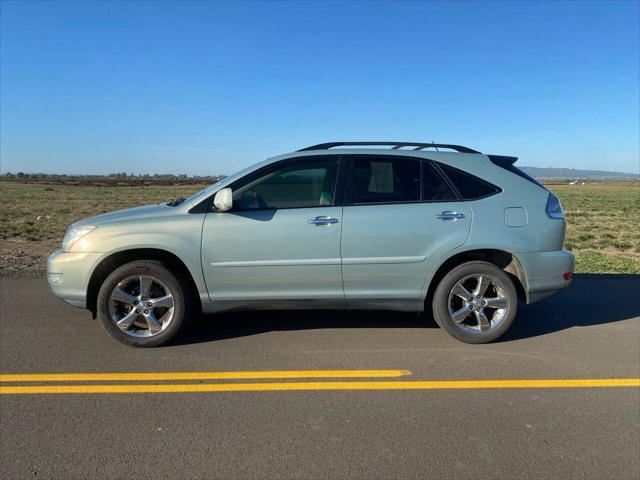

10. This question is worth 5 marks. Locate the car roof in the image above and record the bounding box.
[272,148,484,163]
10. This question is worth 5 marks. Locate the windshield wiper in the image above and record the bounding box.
[167,197,186,207]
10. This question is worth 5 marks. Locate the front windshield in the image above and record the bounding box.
[182,159,273,206]
[183,183,219,205]
[181,169,239,205]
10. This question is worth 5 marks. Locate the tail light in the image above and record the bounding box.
[545,193,565,220]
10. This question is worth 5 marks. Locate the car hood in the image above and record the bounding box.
[74,203,175,227]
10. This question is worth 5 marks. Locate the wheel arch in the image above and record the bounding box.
[424,248,528,307]
[86,248,201,318]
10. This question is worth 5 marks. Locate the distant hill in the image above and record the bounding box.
[520,166,639,180]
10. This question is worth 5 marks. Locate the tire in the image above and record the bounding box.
[431,261,518,344]
[97,260,189,347]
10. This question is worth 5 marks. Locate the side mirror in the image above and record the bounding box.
[213,188,233,212]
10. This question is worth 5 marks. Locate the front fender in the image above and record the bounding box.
[74,214,208,302]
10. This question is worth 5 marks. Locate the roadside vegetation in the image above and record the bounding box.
[0,182,207,277]
[546,182,640,273]
[0,179,638,276]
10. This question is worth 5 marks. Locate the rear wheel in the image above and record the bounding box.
[97,260,188,347]
[432,261,517,344]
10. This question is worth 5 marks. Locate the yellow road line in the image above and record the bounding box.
[1,379,638,395]
[0,370,411,383]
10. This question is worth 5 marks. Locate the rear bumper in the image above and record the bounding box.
[515,250,575,303]
[46,250,104,309]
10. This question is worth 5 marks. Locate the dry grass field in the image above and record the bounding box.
[549,182,640,273]
[1,181,638,276]
[0,182,208,277]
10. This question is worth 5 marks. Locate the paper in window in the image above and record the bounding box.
[368,162,394,193]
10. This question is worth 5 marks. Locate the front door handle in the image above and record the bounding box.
[308,216,339,226]
[436,211,465,221]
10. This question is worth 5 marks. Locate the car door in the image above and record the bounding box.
[340,155,471,301]
[201,155,344,302]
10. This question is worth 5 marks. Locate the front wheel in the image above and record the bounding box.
[97,260,188,347]
[432,261,518,344]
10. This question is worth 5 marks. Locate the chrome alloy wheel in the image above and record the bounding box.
[108,275,175,337]
[447,274,509,333]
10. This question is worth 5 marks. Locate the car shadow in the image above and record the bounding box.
[174,274,640,346]
[500,273,640,341]
[177,308,436,345]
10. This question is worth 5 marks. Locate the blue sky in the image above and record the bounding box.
[1,0,638,175]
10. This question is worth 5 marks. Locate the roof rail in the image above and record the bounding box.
[298,141,481,154]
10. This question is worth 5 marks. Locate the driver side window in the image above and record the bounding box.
[232,157,340,210]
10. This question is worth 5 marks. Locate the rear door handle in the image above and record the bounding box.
[308,216,339,226]
[436,211,465,221]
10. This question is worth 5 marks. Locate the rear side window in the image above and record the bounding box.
[422,162,457,201]
[438,164,500,200]
[352,156,420,204]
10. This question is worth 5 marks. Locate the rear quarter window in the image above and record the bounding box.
[422,162,457,201]
[437,163,501,200]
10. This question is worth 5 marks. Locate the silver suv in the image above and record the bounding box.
[47,142,574,346]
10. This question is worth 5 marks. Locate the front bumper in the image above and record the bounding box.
[515,249,575,303]
[46,250,104,309]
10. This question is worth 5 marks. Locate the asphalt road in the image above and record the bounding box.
[1,275,639,479]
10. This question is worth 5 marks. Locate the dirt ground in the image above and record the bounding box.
[0,239,56,278]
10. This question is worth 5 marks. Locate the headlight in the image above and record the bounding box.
[62,225,97,252]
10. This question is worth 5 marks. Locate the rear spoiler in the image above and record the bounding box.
[488,155,518,167]
[488,155,546,189]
